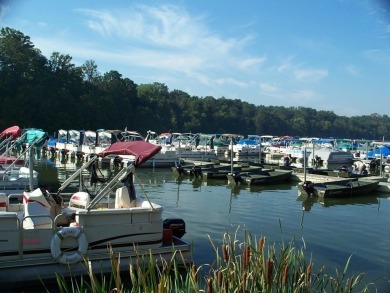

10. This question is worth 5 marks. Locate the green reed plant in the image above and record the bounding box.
[52,229,374,292]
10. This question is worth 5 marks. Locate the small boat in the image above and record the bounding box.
[172,161,263,180]
[0,141,191,285]
[227,169,293,186]
[297,178,379,198]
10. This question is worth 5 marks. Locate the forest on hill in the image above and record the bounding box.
[1,27,389,140]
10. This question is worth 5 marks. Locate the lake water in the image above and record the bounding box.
[35,156,390,291]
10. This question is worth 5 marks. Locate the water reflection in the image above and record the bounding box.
[297,193,383,211]
[229,182,294,195]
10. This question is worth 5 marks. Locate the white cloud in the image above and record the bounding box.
[290,89,319,103]
[215,77,247,88]
[346,64,361,76]
[0,3,9,22]
[293,68,328,82]
[260,83,280,95]
[362,48,390,64]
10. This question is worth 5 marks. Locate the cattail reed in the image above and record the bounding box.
[282,263,289,286]
[258,237,266,254]
[242,271,247,291]
[306,264,312,285]
[222,244,229,263]
[265,259,274,286]
[52,234,367,292]
[217,270,223,288]
[207,277,213,293]
[242,245,250,270]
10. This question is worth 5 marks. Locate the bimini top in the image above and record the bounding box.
[0,125,21,140]
[99,141,162,166]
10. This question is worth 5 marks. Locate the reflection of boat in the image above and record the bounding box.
[298,178,379,198]
[298,193,380,210]
[318,195,379,207]
[227,169,292,186]
[0,141,191,285]
[230,182,294,194]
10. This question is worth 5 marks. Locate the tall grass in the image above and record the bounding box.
[50,230,377,292]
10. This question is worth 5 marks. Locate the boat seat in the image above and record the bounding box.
[23,202,52,229]
[115,186,136,208]
[0,193,8,211]
[23,188,53,228]
[23,188,51,208]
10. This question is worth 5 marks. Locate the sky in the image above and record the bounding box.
[1,0,390,117]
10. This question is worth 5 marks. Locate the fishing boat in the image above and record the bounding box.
[297,178,380,198]
[0,141,191,285]
[227,169,293,186]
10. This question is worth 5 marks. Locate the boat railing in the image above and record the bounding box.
[4,135,47,176]
[22,214,55,230]
[0,136,15,155]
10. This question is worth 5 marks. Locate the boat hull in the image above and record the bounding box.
[0,196,191,285]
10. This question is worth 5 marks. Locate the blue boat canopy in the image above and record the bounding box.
[367,145,390,159]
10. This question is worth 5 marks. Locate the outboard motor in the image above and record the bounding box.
[191,166,202,178]
[340,165,348,172]
[175,164,185,175]
[113,156,124,168]
[232,171,242,184]
[50,147,56,156]
[302,181,314,195]
[76,152,84,160]
[283,155,290,166]
[163,218,186,239]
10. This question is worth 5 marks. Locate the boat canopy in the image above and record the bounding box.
[236,138,258,145]
[24,129,48,144]
[99,141,162,166]
[367,145,390,159]
[0,126,21,140]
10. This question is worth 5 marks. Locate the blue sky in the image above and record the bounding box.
[1,0,390,117]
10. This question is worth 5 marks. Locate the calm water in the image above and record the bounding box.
[35,157,390,291]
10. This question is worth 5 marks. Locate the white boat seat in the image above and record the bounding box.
[23,202,52,229]
[115,186,136,208]
[23,188,51,208]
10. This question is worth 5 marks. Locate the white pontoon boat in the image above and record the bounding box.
[0,141,191,285]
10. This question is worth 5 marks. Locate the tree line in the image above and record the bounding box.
[1,27,389,140]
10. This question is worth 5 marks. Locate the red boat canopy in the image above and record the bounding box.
[0,126,21,140]
[98,141,162,166]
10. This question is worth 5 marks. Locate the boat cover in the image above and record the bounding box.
[0,126,21,140]
[99,141,162,166]
[14,129,49,149]
[25,129,48,144]
[367,145,390,159]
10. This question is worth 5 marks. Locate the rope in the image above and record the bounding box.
[134,173,155,211]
